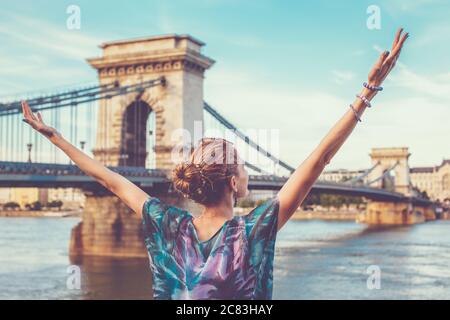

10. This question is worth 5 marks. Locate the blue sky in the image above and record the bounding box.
[0,0,449,170]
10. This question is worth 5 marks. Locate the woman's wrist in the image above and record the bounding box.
[349,83,380,121]
[361,87,378,101]
[48,131,64,146]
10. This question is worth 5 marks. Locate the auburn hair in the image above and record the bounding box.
[172,138,241,205]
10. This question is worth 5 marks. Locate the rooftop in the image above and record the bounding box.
[99,34,205,49]
[410,158,450,173]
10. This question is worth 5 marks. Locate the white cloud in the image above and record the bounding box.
[351,49,365,56]
[331,70,356,84]
[384,0,445,12]
[0,53,88,78]
[0,12,102,60]
[205,59,450,170]
[372,45,450,99]
[0,12,102,96]
[390,65,450,98]
[413,21,450,47]
[205,64,350,169]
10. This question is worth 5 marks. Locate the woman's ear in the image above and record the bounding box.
[229,175,238,193]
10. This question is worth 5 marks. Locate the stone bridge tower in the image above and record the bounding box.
[70,35,214,258]
[362,147,435,225]
[368,147,411,196]
[87,34,215,170]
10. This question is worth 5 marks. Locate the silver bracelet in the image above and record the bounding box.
[363,82,383,91]
[356,94,372,108]
[349,104,362,122]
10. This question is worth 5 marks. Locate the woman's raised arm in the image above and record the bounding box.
[21,101,150,218]
[276,28,409,231]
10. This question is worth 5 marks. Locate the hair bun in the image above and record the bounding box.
[173,162,188,180]
[172,162,192,197]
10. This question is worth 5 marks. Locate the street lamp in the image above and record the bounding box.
[69,141,86,165]
[148,129,154,168]
[27,143,33,163]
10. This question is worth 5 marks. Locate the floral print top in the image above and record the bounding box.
[141,196,280,300]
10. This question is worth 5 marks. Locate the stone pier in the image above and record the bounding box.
[69,191,200,258]
[359,200,435,225]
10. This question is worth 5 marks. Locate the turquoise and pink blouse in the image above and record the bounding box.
[141,196,280,300]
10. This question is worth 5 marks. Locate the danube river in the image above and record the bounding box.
[0,217,449,299]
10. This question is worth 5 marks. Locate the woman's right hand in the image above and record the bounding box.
[367,28,409,88]
[21,101,62,141]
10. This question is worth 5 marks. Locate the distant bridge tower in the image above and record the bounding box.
[368,147,412,196]
[87,34,215,170]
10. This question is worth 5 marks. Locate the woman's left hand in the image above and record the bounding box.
[21,100,62,140]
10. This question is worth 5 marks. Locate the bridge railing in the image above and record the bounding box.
[0,161,166,177]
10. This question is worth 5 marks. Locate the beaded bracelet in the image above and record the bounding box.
[349,104,362,122]
[356,94,372,108]
[363,82,383,91]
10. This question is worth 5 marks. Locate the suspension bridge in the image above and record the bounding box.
[0,34,435,258]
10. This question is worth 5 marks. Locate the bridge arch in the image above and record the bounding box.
[380,169,395,192]
[119,99,153,167]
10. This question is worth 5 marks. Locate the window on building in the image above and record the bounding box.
[443,174,450,191]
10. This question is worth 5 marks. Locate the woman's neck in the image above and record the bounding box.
[200,194,234,221]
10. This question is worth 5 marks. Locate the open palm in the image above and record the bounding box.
[21,101,61,140]
[368,28,409,87]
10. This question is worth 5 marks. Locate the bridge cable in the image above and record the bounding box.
[347,161,381,185]
[366,161,400,186]
[203,102,295,174]
[0,77,165,117]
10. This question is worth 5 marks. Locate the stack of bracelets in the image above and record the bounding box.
[349,82,383,122]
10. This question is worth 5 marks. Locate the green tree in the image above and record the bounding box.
[47,200,63,211]
[31,201,42,211]
[3,202,20,210]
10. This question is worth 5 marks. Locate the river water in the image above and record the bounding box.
[0,217,449,299]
